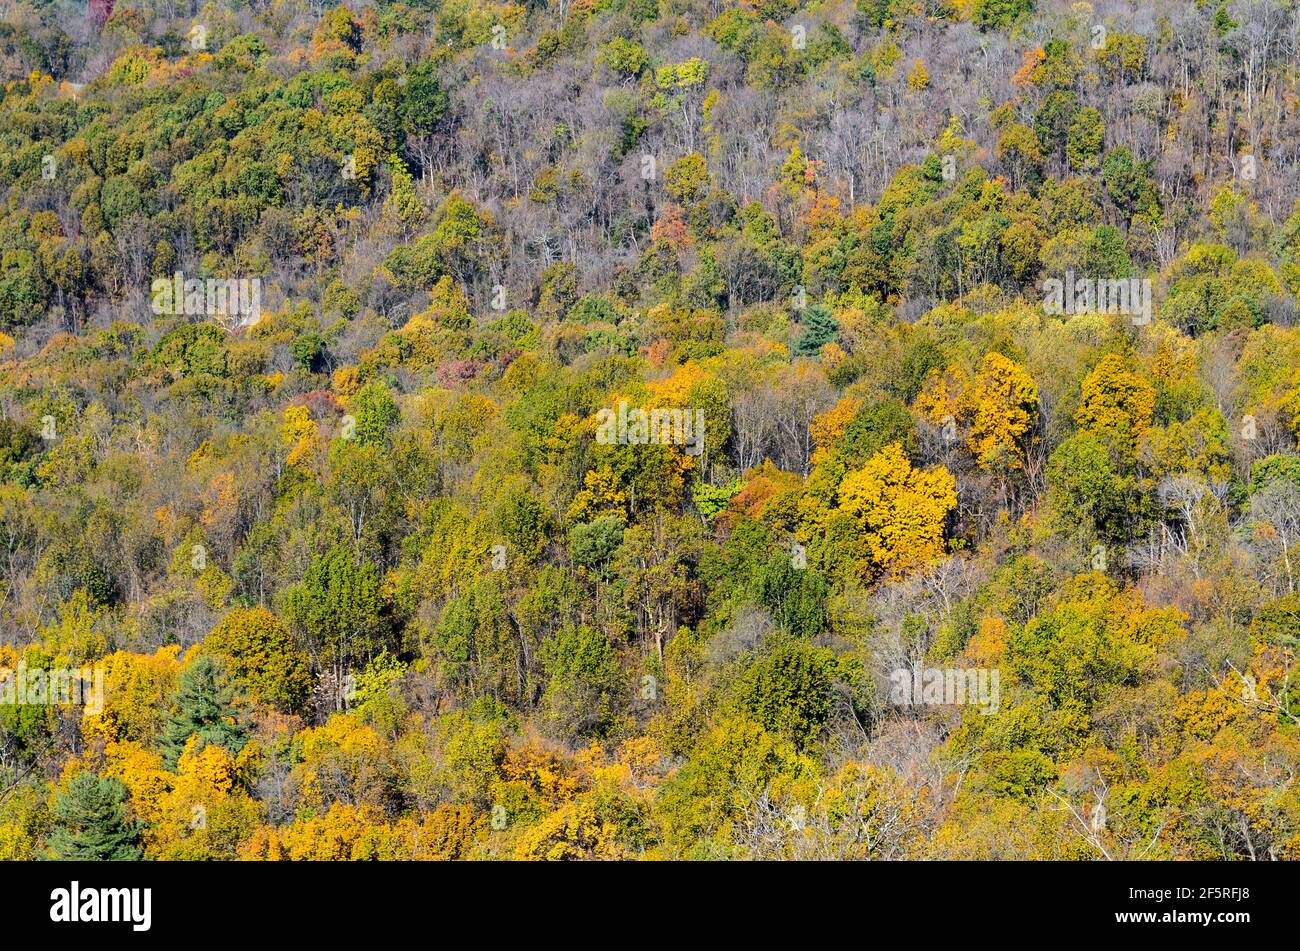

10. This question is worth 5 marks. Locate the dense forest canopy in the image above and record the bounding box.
[0,0,1298,860]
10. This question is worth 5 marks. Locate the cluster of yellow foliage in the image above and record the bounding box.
[917,353,1040,470]
[1075,353,1155,452]
[837,444,958,579]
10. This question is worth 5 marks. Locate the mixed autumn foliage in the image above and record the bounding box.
[0,0,1299,860]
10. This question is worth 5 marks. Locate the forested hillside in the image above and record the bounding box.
[0,0,1298,860]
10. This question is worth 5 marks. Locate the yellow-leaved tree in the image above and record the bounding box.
[966,353,1039,470]
[836,444,957,580]
[1074,354,1154,455]
[917,352,1039,471]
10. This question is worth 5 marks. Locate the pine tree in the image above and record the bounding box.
[46,771,142,861]
[794,304,839,357]
[159,655,248,769]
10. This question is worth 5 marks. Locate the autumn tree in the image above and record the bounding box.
[204,608,312,715]
[833,444,957,581]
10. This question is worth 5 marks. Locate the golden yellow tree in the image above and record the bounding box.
[836,444,957,580]
[917,352,1038,470]
[280,404,320,470]
[966,353,1039,470]
[1074,354,1155,454]
[809,396,863,466]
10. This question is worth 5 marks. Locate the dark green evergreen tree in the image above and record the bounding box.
[159,655,248,769]
[46,771,142,861]
[793,304,839,357]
